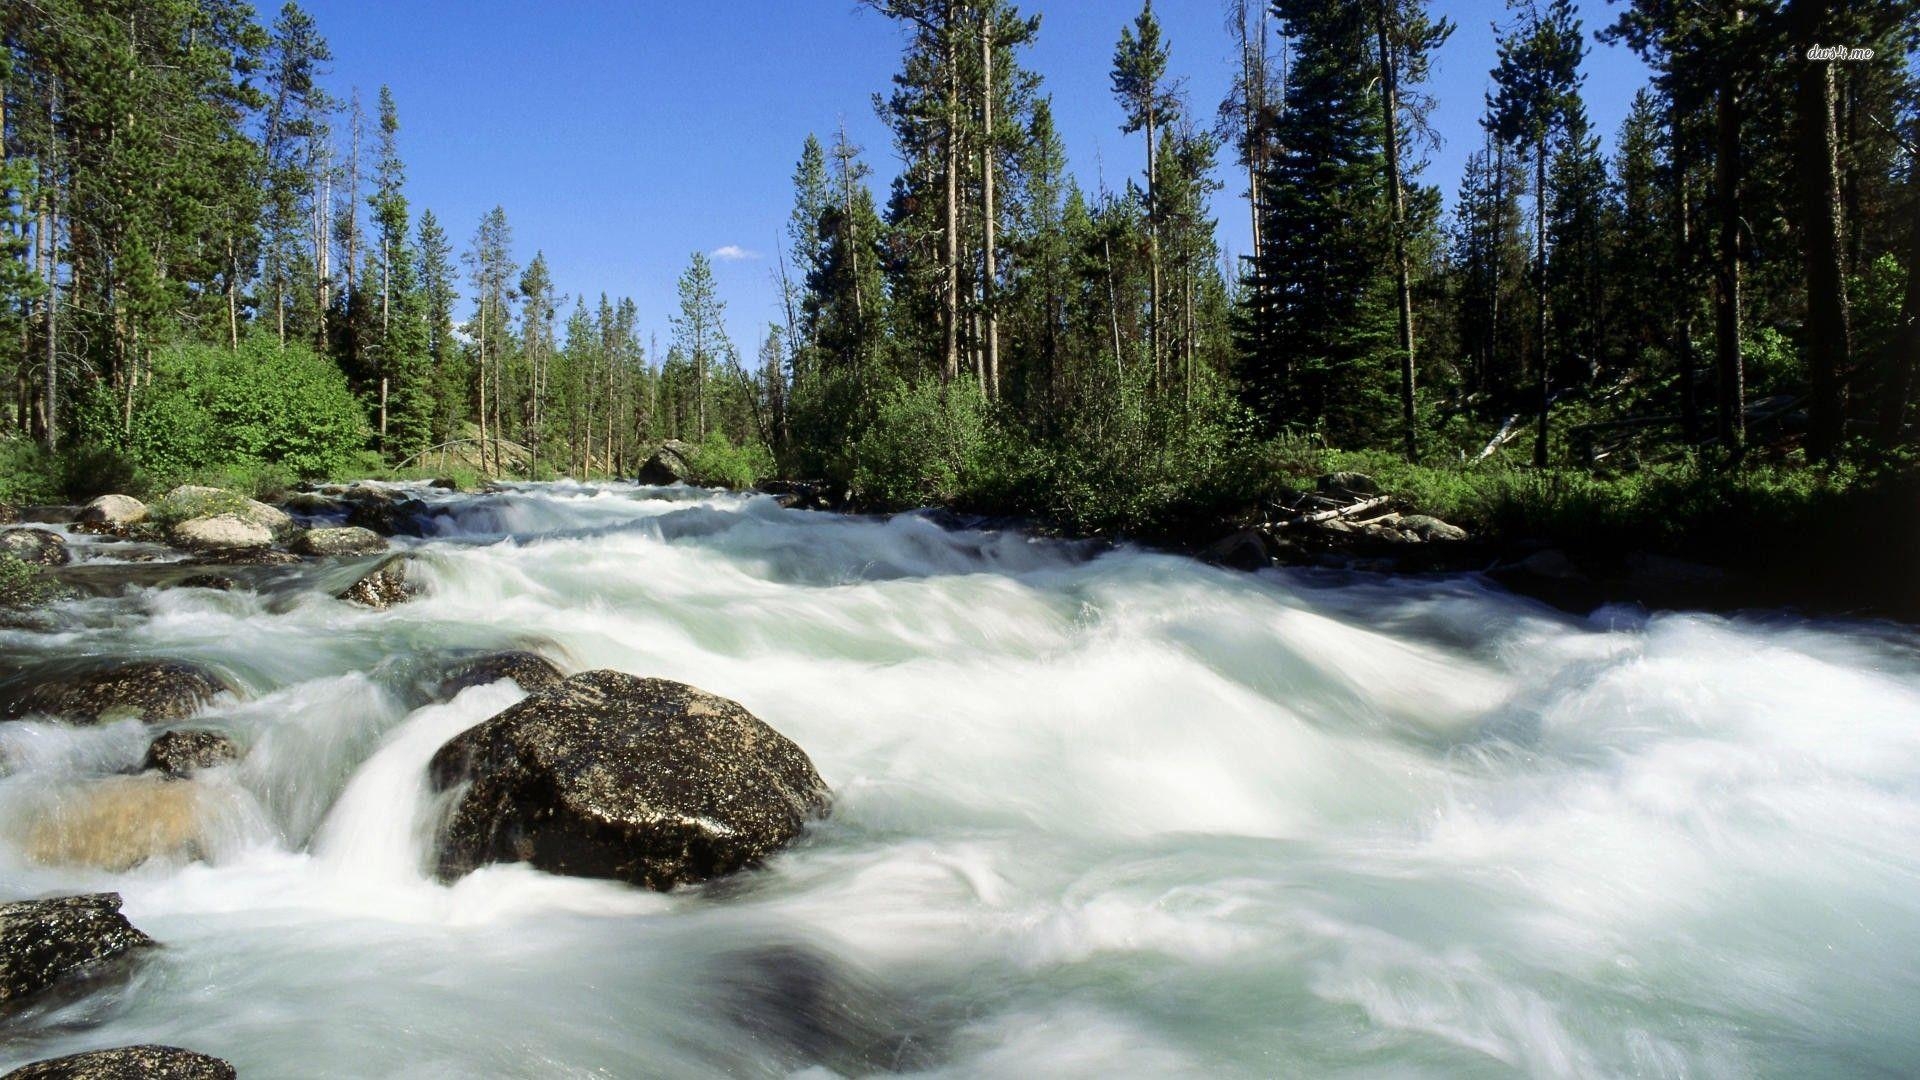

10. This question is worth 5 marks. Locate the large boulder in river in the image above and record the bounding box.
[0,893,154,1012]
[292,525,388,557]
[0,1045,235,1080]
[0,528,70,567]
[154,485,292,537]
[637,439,698,485]
[168,513,272,553]
[341,485,434,537]
[1,660,235,724]
[429,671,830,890]
[142,729,241,779]
[78,495,147,530]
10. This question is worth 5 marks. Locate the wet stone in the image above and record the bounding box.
[0,1045,235,1080]
[0,893,154,1012]
[430,670,830,890]
[1,660,235,725]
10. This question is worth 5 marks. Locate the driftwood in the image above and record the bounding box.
[1274,494,1393,527]
[1473,415,1524,462]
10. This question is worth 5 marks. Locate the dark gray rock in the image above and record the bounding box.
[637,440,698,485]
[0,894,154,1012]
[428,477,460,491]
[1,660,235,725]
[177,574,238,591]
[337,555,417,609]
[292,526,388,557]
[279,491,341,515]
[1396,513,1469,542]
[15,507,79,525]
[341,486,433,537]
[1199,528,1278,571]
[429,671,830,890]
[0,529,70,567]
[432,651,564,700]
[0,1045,235,1080]
[142,730,241,779]
[1315,471,1380,495]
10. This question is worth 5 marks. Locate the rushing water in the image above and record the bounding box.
[2,482,1918,1078]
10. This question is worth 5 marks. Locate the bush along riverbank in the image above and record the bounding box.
[5,436,1916,624]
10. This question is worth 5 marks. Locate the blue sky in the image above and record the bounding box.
[304,0,1651,351]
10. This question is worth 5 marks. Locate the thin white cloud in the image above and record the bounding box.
[710,244,760,262]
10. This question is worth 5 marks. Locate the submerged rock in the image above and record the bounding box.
[337,554,417,609]
[142,730,241,779]
[637,440,698,485]
[0,1045,235,1080]
[1,660,235,724]
[168,514,272,552]
[9,777,216,870]
[429,671,830,890]
[78,495,147,530]
[292,525,388,557]
[0,528,70,567]
[431,650,564,700]
[0,893,154,1012]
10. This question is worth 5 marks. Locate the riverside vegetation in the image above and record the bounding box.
[1,0,1918,617]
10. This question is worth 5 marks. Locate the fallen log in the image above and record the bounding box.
[1275,494,1394,527]
[1473,415,1524,462]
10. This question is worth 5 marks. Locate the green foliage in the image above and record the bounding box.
[0,554,60,609]
[126,336,368,483]
[851,379,993,508]
[683,432,775,490]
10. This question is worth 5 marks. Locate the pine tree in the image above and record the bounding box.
[671,252,727,441]
[1489,0,1586,466]
[464,206,517,474]
[1243,0,1396,442]
[1111,1,1174,385]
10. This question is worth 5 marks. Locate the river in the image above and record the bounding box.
[3,481,1918,1077]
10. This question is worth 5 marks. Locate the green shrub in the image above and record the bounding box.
[852,378,992,508]
[0,554,58,608]
[684,431,775,489]
[128,335,368,483]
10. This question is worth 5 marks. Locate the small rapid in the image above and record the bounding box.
[3,481,1917,1077]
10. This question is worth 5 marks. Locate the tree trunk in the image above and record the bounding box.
[1533,141,1550,469]
[226,237,240,350]
[1377,4,1417,462]
[1793,2,1849,463]
[40,191,57,452]
[1713,74,1745,456]
[942,1,961,384]
[1876,159,1920,448]
[1672,101,1699,445]
[980,15,1000,402]
[1146,108,1161,388]
[477,302,490,475]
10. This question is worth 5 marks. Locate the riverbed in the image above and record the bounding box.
[3,481,1918,1077]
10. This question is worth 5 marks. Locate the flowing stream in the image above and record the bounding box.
[3,482,1918,1078]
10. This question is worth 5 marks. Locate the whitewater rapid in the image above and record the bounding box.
[2,482,1918,1077]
